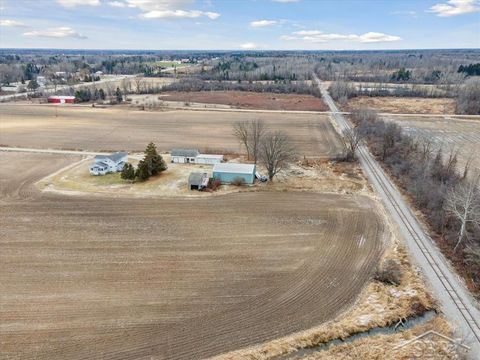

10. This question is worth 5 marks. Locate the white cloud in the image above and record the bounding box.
[250,19,278,28]
[359,32,401,43]
[142,9,219,19]
[56,0,100,7]
[0,19,26,27]
[281,30,401,43]
[240,42,260,50]
[430,0,480,16]
[108,1,128,7]
[390,10,418,18]
[23,27,87,39]
[110,0,220,20]
[272,0,300,2]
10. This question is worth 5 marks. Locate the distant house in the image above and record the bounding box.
[188,172,209,190]
[213,163,256,184]
[89,152,128,176]
[171,149,223,164]
[36,76,46,87]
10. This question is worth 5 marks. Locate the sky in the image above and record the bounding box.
[0,0,479,50]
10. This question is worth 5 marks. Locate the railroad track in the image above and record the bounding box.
[314,74,480,356]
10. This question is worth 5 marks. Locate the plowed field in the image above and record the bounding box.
[158,91,328,111]
[0,152,386,359]
[0,105,343,157]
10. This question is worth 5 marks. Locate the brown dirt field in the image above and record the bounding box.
[0,104,343,158]
[157,91,328,111]
[343,96,456,114]
[0,152,386,360]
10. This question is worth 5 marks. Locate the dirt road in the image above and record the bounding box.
[0,152,386,359]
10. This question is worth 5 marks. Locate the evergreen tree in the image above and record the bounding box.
[135,159,150,181]
[121,163,135,181]
[115,87,123,102]
[27,79,39,92]
[144,142,167,176]
[98,88,106,100]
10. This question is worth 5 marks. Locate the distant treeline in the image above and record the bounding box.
[458,63,480,76]
[328,81,458,102]
[158,78,321,96]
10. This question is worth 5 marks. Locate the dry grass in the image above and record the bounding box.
[210,241,436,360]
[343,96,456,114]
[299,317,456,360]
[38,157,369,199]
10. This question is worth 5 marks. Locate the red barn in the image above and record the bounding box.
[47,96,75,104]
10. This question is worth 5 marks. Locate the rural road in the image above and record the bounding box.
[0,146,109,156]
[0,147,147,161]
[314,74,480,358]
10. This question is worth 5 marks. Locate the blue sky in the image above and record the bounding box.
[0,0,479,50]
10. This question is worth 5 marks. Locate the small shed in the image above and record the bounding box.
[171,149,199,164]
[188,172,209,190]
[213,163,256,184]
[195,154,224,165]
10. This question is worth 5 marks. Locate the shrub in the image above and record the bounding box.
[231,176,245,186]
[375,259,402,285]
[209,178,222,191]
[120,163,135,181]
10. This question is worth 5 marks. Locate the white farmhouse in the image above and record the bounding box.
[89,152,127,176]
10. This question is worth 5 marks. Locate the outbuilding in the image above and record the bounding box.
[212,163,256,184]
[48,95,75,104]
[195,154,224,165]
[171,149,199,164]
[188,172,209,190]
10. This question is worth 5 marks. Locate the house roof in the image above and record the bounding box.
[171,149,199,157]
[197,154,224,159]
[90,161,108,169]
[188,172,208,185]
[95,152,127,163]
[213,163,255,174]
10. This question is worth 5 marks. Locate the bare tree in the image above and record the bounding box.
[133,76,144,94]
[342,126,364,161]
[233,121,251,160]
[121,78,131,96]
[444,174,480,252]
[456,77,480,115]
[416,136,434,162]
[260,131,296,181]
[249,119,267,164]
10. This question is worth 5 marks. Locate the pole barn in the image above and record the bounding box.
[48,96,75,104]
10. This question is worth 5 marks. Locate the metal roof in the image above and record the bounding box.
[188,172,208,185]
[48,95,75,100]
[171,149,199,157]
[95,152,127,163]
[197,154,224,159]
[213,163,255,174]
